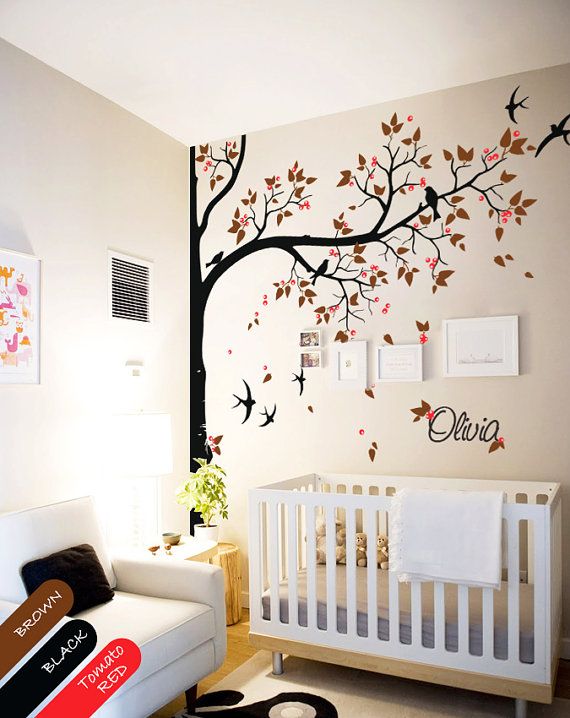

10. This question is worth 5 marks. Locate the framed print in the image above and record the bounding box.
[443,315,519,377]
[299,329,321,348]
[377,343,423,382]
[300,350,322,368]
[0,249,41,384]
[331,340,367,389]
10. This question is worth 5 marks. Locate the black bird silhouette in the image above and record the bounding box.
[505,85,529,124]
[310,258,329,285]
[232,380,256,423]
[292,368,306,396]
[205,251,224,268]
[259,404,277,427]
[424,185,441,220]
[535,113,570,158]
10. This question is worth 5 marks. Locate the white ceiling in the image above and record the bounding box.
[1,0,570,147]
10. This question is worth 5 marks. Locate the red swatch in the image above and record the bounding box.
[37,638,141,718]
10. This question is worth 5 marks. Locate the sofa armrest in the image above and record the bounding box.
[112,556,227,666]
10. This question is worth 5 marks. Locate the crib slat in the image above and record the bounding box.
[326,507,337,632]
[345,506,357,638]
[457,585,469,654]
[533,515,547,669]
[366,507,378,641]
[482,588,494,658]
[269,502,281,625]
[287,502,298,627]
[388,571,399,644]
[248,498,262,620]
[434,582,445,650]
[507,518,520,661]
[306,505,317,630]
[411,582,422,647]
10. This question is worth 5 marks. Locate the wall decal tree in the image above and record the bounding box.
[189,114,536,467]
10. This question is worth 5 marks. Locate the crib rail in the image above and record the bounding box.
[249,475,561,687]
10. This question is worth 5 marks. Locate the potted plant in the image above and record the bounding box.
[175,458,228,543]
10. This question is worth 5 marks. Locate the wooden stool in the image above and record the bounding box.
[212,543,242,625]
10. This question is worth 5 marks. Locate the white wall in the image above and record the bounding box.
[0,39,189,533]
[199,64,570,638]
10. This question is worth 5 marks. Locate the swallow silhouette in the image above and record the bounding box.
[535,113,570,157]
[259,404,277,427]
[292,368,306,396]
[232,380,256,423]
[205,251,224,268]
[505,85,529,124]
[310,258,329,285]
[424,185,441,220]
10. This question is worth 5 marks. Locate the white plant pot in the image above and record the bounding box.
[194,524,219,543]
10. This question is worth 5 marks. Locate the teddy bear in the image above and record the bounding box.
[355,532,367,567]
[377,534,389,570]
[314,516,346,564]
[335,527,347,564]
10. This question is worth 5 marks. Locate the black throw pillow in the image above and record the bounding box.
[21,543,114,616]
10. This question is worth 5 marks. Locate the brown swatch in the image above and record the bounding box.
[0,579,73,679]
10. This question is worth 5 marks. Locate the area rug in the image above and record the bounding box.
[174,651,569,717]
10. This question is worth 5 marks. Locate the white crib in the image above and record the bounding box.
[248,474,562,717]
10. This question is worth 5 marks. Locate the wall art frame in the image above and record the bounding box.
[331,340,367,389]
[300,350,322,369]
[377,343,423,382]
[0,248,41,385]
[299,329,321,348]
[442,315,519,378]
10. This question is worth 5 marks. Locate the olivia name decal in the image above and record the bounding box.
[410,400,506,454]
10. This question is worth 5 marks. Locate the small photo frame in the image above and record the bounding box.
[442,315,519,377]
[377,344,423,382]
[299,329,321,348]
[300,350,322,369]
[331,340,367,389]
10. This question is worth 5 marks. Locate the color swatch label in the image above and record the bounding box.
[0,618,97,717]
[0,579,74,680]
[37,638,142,717]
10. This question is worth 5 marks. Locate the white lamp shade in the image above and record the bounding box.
[111,412,173,477]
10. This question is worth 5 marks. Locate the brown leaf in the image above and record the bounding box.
[500,128,511,148]
[435,269,455,287]
[277,213,283,226]
[393,123,403,133]
[212,435,223,445]
[419,213,432,226]
[405,271,414,287]
[263,373,272,383]
[315,305,326,314]
[368,448,376,463]
[456,207,470,220]
[397,247,410,255]
[446,213,456,225]
[381,122,391,136]
[494,256,506,267]
[349,293,359,306]
[210,178,216,191]
[522,198,536,208]
[304,288,316,298]
[276,287,284,299]
[306,177,317,184]
[524,271,534,279]
[337,170,352,187]
[397,266,406,280]
[510,138,526,155]
[443,149,453,161]
[341,227,353,236]
[365,388,375,399]
[372,441,378,450]
[300,280,310,288]
[353,254,366,264]
[500,170,516,183]
[370,275,377,288]
[212,446,221,456]
[298,296,306,307]
[308,405,314,413]
[488,441,500,454]
[236,228,246,244]
[495,227,504,241]
[450,233,465,247]
[514,206,527,216]
[451,195,464,204]
[413,127,421,142]
[358,153,366,166]
[335,331,349,343]
[285,285,291,297]
[510,190,522,206]
[383,334,394,345]
[416,320,429,332]
[390,112,398,126]
[373,184,386,196]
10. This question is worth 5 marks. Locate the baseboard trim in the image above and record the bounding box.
[561,637,570,661]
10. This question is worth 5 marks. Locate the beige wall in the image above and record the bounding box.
[0,39,189,532]
[199,64,570,641]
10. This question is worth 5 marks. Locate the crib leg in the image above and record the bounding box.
[514,698,527,718]
[272,651,284,675]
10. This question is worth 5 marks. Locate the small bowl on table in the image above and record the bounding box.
[162,532,181,546]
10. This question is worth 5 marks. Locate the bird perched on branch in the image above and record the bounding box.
[232,380,256,423]
[505,86,529,124]
[424,186,441,220]
[205,251,224,268]
[535,113,570,158]
[310,259,329,285]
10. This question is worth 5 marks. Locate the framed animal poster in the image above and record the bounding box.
[442,315,519,378]
[331,340,367,389]
[0,249,41,384]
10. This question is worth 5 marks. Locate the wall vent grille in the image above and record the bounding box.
[108,251,153,323]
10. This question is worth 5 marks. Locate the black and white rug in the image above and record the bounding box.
[173,651,569,718]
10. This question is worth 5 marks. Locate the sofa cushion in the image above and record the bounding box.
[21,543,114,616]
[78,591,215,688]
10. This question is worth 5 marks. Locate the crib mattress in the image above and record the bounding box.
[261,565,535,664]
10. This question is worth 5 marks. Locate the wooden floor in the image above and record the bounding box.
[151,614,570,716]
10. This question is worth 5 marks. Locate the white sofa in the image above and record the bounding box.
[0,496,227,717]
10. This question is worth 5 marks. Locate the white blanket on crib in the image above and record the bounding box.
[389,488,504,589]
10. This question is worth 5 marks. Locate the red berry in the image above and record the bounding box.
[263,300,268,306]
[407,115,413,121]
[382,308,388,314]
[291,279,296,285]
[227,349,232,355]
[408,185,414,191]
[350,329,356,336]
[479,195,484,201]
[445,227,451,233]
[498,436,504,444]
[263,294,267,299]
[374,297,380,303]
[263,365,267,371]
[483,147,489,154]
[359,429,365,436]
[254,311,259,317]
[362,271,367,278]
[349,181,354,187]
[414,222,419,228]
[513,131,520,138]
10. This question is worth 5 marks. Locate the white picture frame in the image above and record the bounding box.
[299,329,321,348]
[442,315,519,378]
[331,340,367,389]
[376,343,423,382]
[300,350,322,369]
[0,248,41,385]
